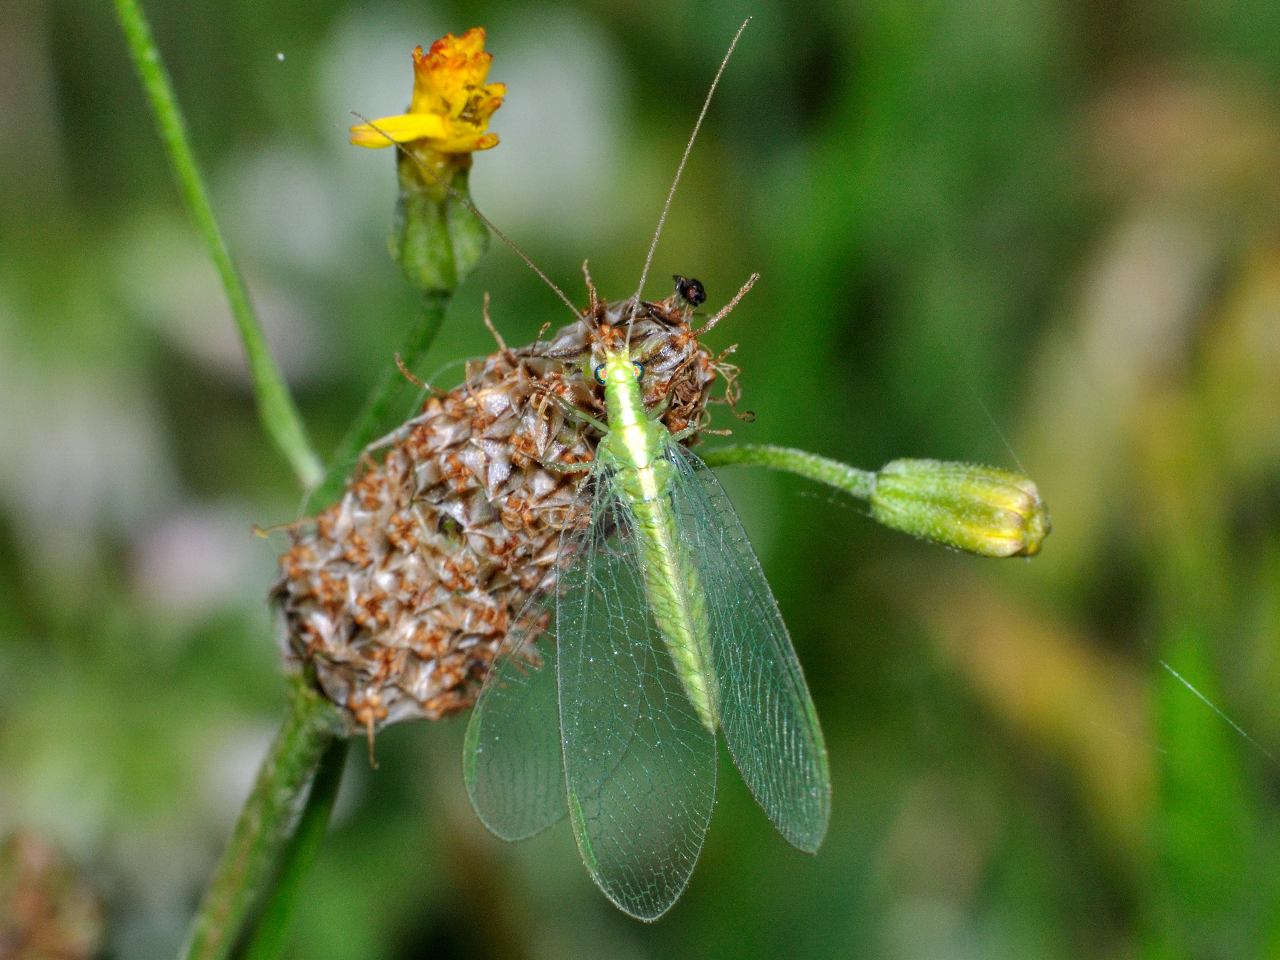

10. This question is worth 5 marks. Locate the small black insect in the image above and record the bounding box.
[673,275,707,308]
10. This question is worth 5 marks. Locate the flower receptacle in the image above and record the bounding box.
[393,157,489,292]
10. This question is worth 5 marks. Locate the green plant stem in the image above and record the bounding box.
[115,4,465,955]
[241,738,350,960]
[701,444,875,500]
[192,281,451,960]
[180,679,342,960]
[112,0,322,489]
[310,291,451,506]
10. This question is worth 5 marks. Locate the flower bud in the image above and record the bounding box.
[870,459,1051,558]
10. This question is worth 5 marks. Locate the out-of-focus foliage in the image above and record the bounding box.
[3,0,1279,957]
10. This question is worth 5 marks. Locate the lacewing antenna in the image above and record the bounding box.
[695,272,759,335]
[351,113,582,320]
[627,17,751,348]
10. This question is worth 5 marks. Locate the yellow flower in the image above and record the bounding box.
[351,28,505,154]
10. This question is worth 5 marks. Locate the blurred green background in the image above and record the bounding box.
[4,0,1280,956]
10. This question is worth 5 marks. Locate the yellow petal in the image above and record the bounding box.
[353,30,503,158]
[452,27,488,56]
[349,112,450,148]
[434,131,500,153]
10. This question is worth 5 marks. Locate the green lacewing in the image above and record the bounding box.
[463,19,830,921]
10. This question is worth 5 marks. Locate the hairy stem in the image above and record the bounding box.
[180,679,342,960]
[701,444,876,500]
[113,0,322,489]
[240,738,350,960]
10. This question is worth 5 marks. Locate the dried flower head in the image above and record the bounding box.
[350,28,505,156]
[274,282,737,736]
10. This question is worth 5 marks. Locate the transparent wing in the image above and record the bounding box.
[670,444,831,853]
[558,477,717,921]
[463,549,577,841]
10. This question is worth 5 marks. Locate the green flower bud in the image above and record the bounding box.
[870,459,1051,558]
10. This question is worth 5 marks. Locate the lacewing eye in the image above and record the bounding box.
[594,361,643,383]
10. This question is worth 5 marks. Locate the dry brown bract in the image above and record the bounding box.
[0,830,103,960]
[273,288,732,735]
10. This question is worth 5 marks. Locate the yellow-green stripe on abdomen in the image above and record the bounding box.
[628,484,719,733]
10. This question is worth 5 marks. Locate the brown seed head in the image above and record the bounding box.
[273,293,723,733]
